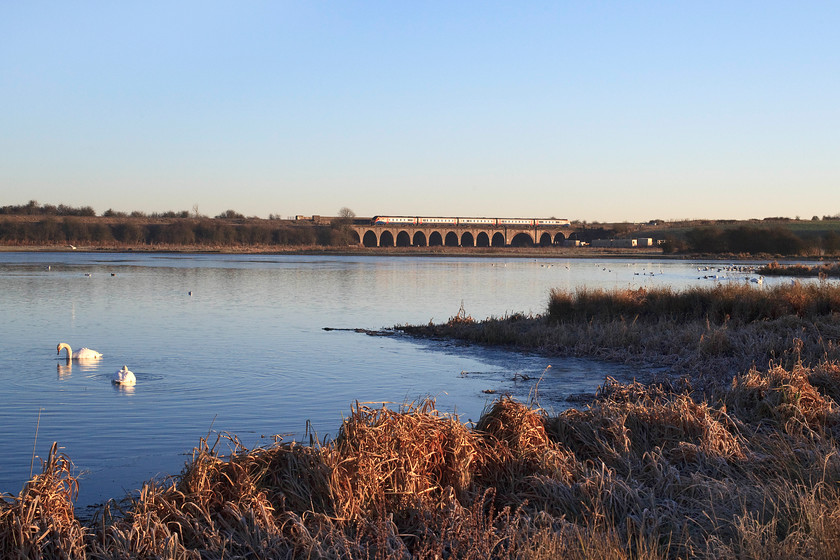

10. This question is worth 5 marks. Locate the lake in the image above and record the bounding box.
[0,252,781,509]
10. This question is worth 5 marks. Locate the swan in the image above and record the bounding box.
[112,365,136,386]
[57,343,103,360]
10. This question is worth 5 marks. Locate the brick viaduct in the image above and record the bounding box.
[351,224,580,247]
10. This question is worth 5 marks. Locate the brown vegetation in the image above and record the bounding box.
[401,283,840,384]
[759,261,840,279]
[5,364,840,558]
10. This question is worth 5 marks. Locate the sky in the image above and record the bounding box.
[1,2,838,222]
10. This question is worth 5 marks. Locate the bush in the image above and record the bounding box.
[215,209,246,220]
[682,225,808,255]
[112,222,145,244]
[62,218,92,243]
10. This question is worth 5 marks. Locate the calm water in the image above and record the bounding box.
[0,252,792,509]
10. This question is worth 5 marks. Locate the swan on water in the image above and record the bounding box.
[112,365,136,386]
[57,343,102,360]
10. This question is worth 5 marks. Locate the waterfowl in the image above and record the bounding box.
[112,365,136,386]
[57,343,102,360]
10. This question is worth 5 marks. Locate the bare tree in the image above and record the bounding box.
[331,207,357,245]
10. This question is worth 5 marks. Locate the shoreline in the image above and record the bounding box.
[0,243,664,258]
[0,243,827,262]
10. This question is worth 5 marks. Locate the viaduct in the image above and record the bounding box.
[350,223,581,247]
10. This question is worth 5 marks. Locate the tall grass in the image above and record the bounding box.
[0,443,87,559]
[401,283,840,382]
[546,282,840,324]
[759,261,840,279]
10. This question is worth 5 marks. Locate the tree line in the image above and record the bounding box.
[0,216,358,247]
[0,200,259,220]
[0,200,97,217]
[4,200,839,254]
[662,225,840,256]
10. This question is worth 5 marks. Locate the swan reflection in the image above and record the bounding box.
[56,359,103,378]
[112,381,136,394]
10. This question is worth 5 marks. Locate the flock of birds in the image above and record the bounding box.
[694,264,764,284]
[56,343,135,386]
[488,261,769,284]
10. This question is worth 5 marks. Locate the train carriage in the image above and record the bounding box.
[457,217,496,225]
[497,218,534,225]
[372,216,417,225]
[417,217,457,225]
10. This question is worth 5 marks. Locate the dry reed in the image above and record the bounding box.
[4,363,840,558]
[400,282,840,386]
[759,261,840,278]
[0,443,87,560]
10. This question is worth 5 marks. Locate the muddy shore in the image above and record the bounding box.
[0,243,817,263]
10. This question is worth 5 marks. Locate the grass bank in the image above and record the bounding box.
[400,283,840,386]
[0,242,666,259]
[5,283,840,558]
[759,261,840,279]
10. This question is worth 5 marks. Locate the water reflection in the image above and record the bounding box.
[56,359,103,378]
[112,382,136,395]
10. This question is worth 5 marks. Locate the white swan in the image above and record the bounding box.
[112,365,136,386]
[57,343,103,361]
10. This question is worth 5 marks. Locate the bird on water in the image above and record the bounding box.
[57,343,102,361]
[112,365,136,386]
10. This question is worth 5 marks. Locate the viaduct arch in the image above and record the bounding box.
[354,224,577,248]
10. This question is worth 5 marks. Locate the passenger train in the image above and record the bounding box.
[371,216,571,227]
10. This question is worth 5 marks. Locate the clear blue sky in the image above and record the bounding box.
[2,1,838,222]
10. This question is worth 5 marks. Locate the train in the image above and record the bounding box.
[371,216,571,227]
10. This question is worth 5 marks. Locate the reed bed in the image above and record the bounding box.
[400,282,840,385]
[546,282,840,324]
[759,261,840,279]
[0,443,87,559]
[4,362,840,558]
